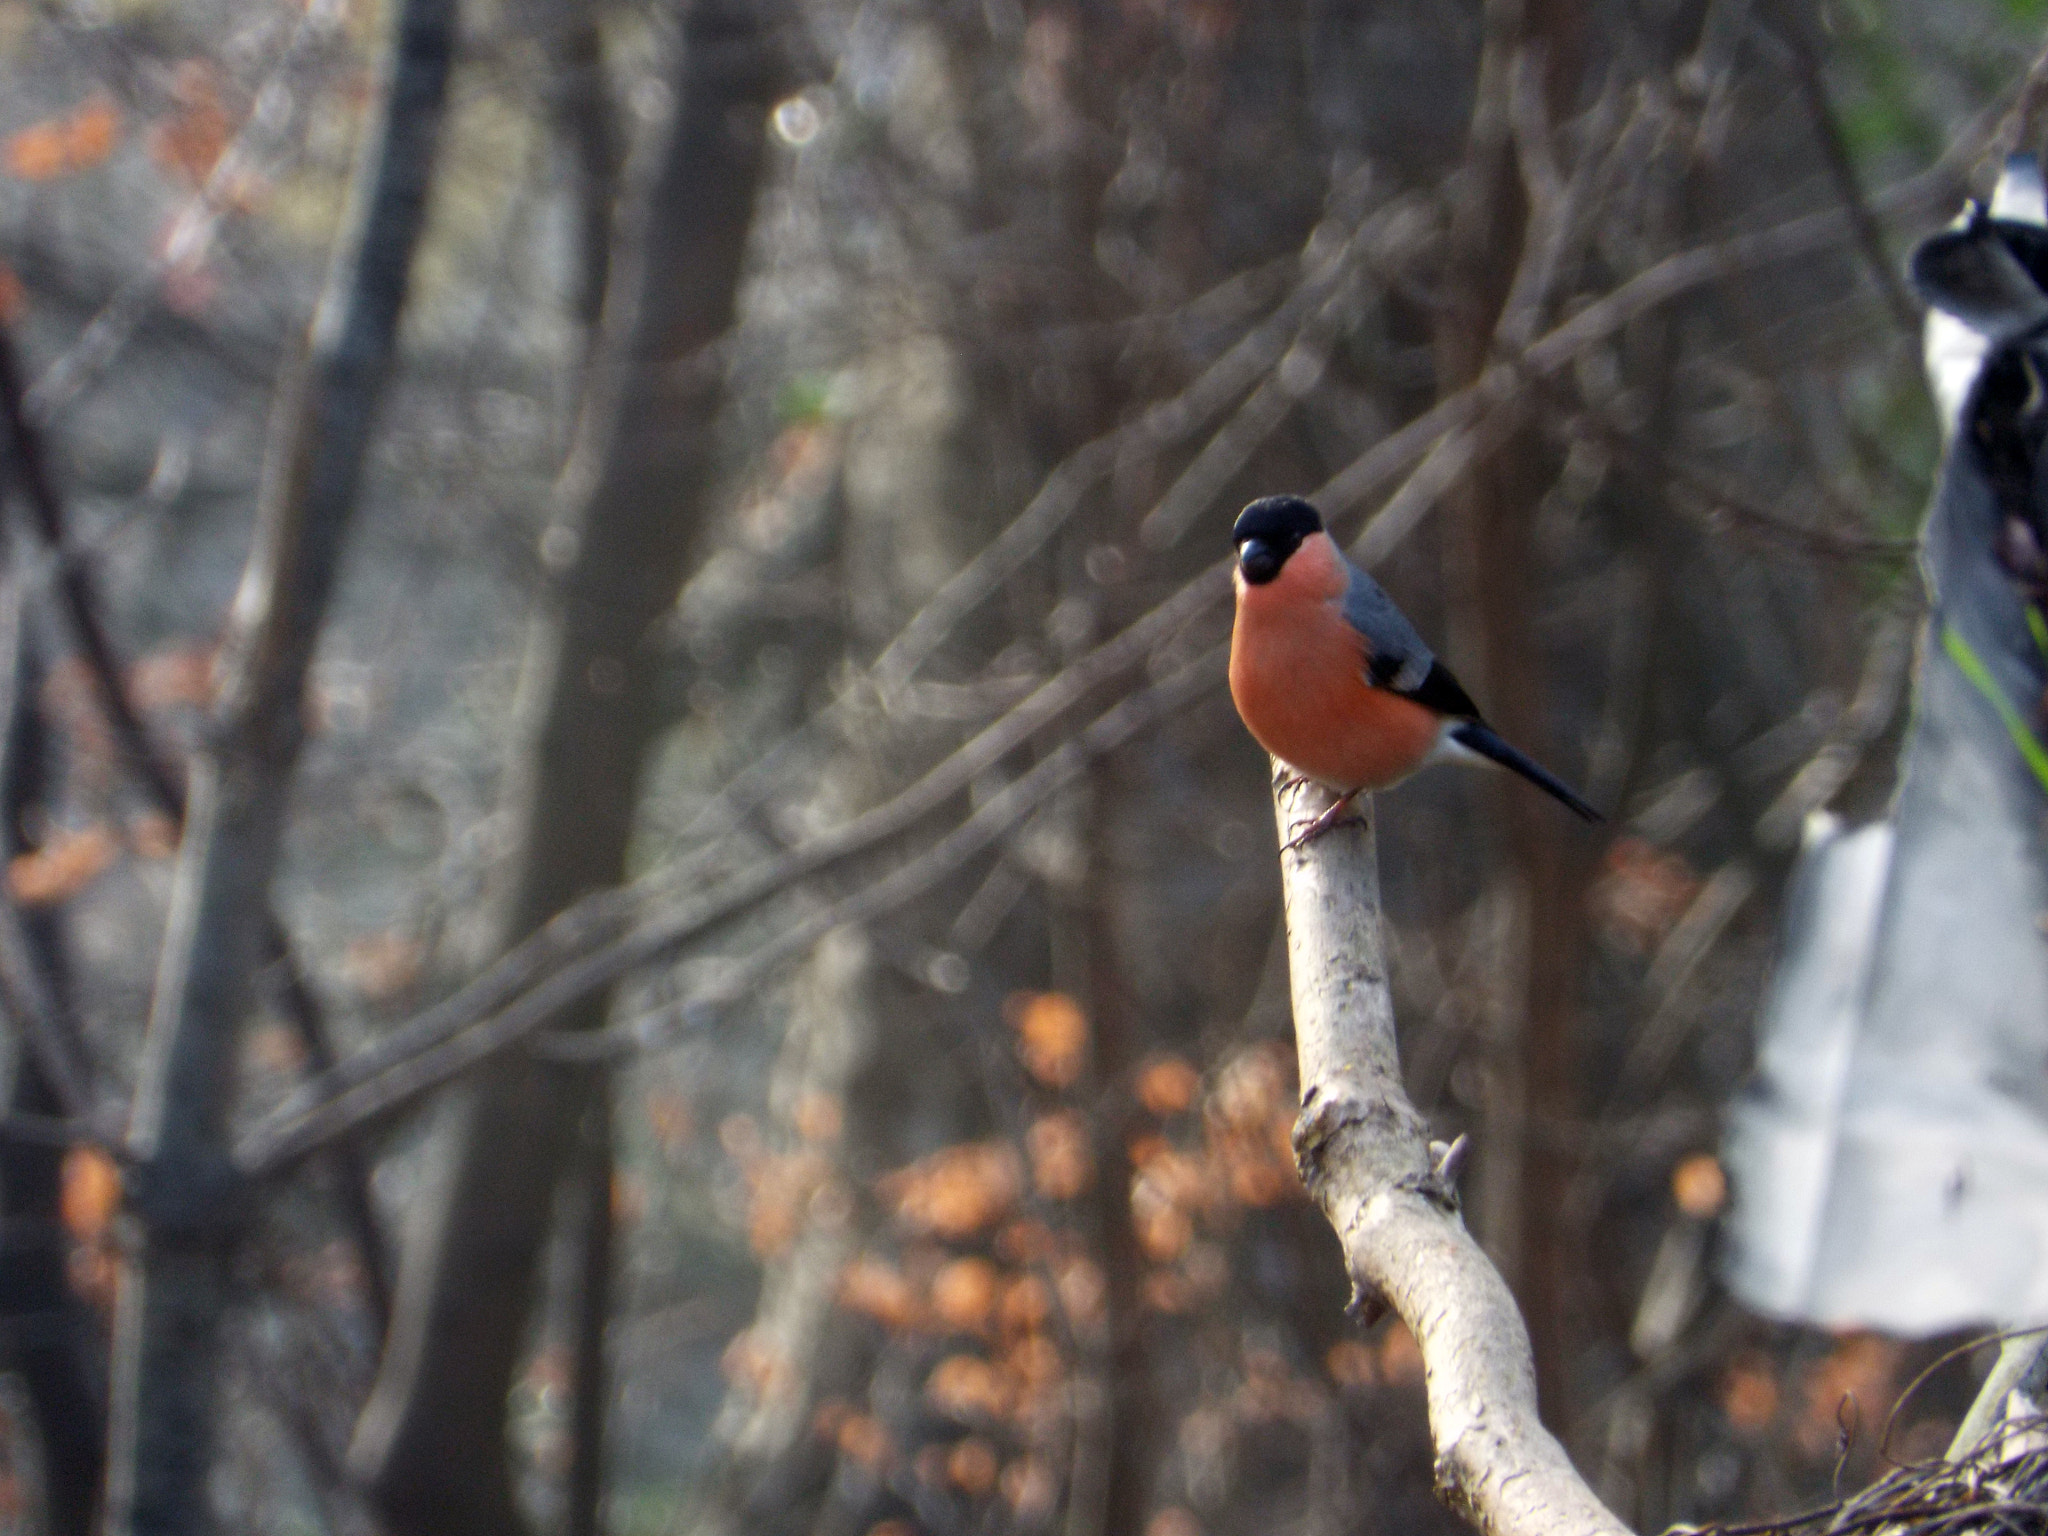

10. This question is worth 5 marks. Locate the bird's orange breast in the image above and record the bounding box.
[1229,536,1441,793]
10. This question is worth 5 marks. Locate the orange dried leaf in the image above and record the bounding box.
[611,1171,644,1225]
[720,1328,792,1399]
[1007,990,1087,1087]
[925,1353,1014,1421]
[1326,1338,1376,1389]
[837,1414,893,1470]
[1207,1044,1293,1134]
[60,1146,121,1241]
[995,1218,1054,1264]
[1377,1321,1423,1386]
[0,263,22,322]
[1003,1332,1063,1391]
[1593,836,1701,955]
[931,1256,999,1333]
[1225,1154,1292,1209]
[1722,1352,1779,1434]
[747,1151,829,1258]
[246,1023,307,1075]
[1143,1269,1191,1312]
[880,1142,1020,1238]
[1132,1141,1209,1210]
[1672,1152,1728,1218]
[1131,1182,1193,1262]
[127,813,179,861]
[9,823,121,906]
[3,121,70,180]
[129,644,217,709]
[5,93,122,180]
[947,1437,1000,1497]
[839,1255,923,1329]
[148,64,229,185]
[794,1090,842,1145]
[1798,1333,1899,1454]
[343,931,425,1001]
[63,96,119,170]
[998,1273,1052,1334]
[1136,1054,1201,1116]
[1026,1110,1093,1200]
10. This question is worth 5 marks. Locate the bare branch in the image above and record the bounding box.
[1273,771,1633,1536]
[1762,8,1920,334]
[877,173,1416,690]
[237,646,1224,1171]
[6,297,394,1324]
[1315,156,1962,523]
[24,5,348,419]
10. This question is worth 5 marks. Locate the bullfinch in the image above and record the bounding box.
[1228,494,1601,846]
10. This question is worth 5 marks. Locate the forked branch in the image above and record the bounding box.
[1271,768,1632,1536]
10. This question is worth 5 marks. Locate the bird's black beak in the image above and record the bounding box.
[1236,538,1282,585]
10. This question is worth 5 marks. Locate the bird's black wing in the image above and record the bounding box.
[1340,550,1600,820]
[1339,562,1480,717]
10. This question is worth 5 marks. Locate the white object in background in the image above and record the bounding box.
[1721,154,2048,1332]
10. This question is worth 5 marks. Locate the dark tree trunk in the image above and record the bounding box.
[101,0,458,1526]
[349,7,781,1532]
[1432,0,1591,1430]
[0,628,105,1536]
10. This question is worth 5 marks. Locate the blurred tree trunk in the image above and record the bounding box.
[684,926,879,1536]
[1433,0,1590,1429]
[1064,767,1155,1536]
[102,0,457,1526]
[349,7,781,1533]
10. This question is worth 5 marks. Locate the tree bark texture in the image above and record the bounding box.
[349,7,781,1532]
[101,0,457,1528]
[1271,770,1631,1536]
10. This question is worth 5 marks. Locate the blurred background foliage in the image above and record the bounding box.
[0,0,2040,1533]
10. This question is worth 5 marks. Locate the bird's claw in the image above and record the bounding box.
[1281,790,1363,853]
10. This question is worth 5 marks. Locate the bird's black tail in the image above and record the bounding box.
[1448,721,1602,822]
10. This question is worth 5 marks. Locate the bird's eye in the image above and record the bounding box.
[1237,538,1283,585]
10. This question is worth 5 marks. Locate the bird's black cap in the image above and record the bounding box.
[1233,495,1323,547]
[1233,496,1323,585]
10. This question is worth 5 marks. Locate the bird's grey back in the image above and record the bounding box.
[1340,560,1435,692]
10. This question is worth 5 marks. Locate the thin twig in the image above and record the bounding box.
[0,573,99,1125]
[0,328,186,815]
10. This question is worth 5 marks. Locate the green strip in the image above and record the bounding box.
[1942,621,2048,796]
[2029,604,2048,662]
